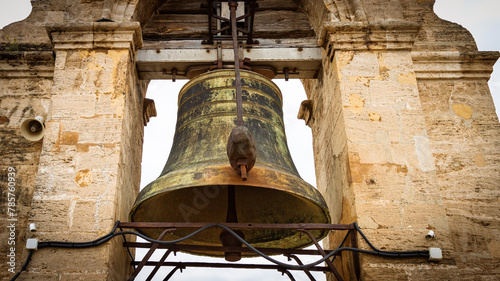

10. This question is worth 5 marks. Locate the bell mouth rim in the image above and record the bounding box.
[130,163,330,223]
[129,164,331,257]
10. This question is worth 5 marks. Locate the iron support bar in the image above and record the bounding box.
[286,254,316,281]
[205,0,214,44]
[299,229,344,281]
[124,242,341,256]
[245,0,257,44]
[203,0,258,45]
[128,228,173,281]
[119,222,427,280]
[164,265,184,281]
[145,249,174,281]
[280,269,297,281]
[131,261,330,272]
[350,226,361,280]
[123,222,352,280]
[118,221,354,231]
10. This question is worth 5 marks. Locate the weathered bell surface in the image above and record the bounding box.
[129,69,330,256]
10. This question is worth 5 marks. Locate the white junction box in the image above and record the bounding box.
[26,238,39,250]
[429,247,443,261]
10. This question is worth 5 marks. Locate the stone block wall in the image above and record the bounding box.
[0,51,54,280]
[414,51,500,278]
[304,21,455,279]
[0,22,146,280]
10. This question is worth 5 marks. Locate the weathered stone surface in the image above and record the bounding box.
[0,49,53,280]
[0,21,144,280]
[304,6,499,278]
[417,73,500,280]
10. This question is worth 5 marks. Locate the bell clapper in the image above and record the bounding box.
[237,159,248,181]
[226,185,237,223]
[219,185,245,262]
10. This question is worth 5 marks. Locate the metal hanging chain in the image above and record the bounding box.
[226,1,256,181]
[229,1,243,126]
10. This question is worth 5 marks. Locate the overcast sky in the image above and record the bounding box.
[1,1,499,280]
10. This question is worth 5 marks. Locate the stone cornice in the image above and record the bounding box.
[319,20,422,51]
[412,51,500,80]
[46,22,143,52]
[0,51,54,78]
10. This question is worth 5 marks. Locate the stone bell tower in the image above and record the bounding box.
[0,0,498,280]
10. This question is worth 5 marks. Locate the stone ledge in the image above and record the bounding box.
[412,51,500,80]
[320,20,422,51]
[0,51,55,78]
[46,22,143,52]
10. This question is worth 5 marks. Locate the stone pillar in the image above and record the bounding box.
[413,51,500,278]
[0,50,54,280]
[22,22,145,280]
[304,20,456,280]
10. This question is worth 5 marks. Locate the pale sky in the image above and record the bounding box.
[1,1,499,280]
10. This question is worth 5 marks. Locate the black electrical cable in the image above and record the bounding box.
[120,227,137,270]
[107,224,429,269]
[9,250,33,281]
[10,221,120,280]
[202,225,428,269]
[11,221,430,279]
[353,222,429,256]
[331,231,351,262]
[37,220,120,248]
[37,222,215,249]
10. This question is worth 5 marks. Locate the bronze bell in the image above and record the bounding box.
[129,69,330,258]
